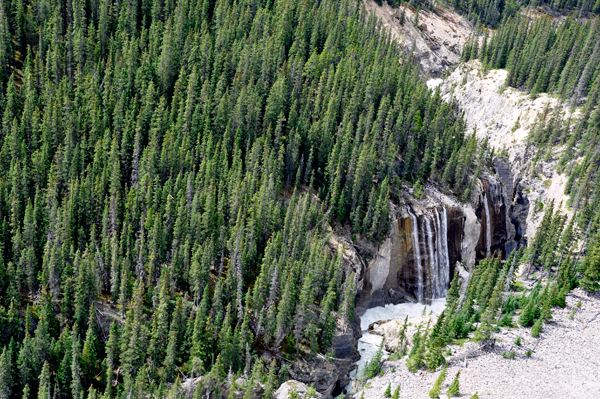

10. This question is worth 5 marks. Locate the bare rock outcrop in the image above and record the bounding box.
[430,61,576,243]
[274,380,322,399]
[364,1,473,76]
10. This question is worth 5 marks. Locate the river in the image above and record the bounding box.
[348,298,447,393]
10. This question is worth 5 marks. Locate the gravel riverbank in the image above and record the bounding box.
[353,289,600,399]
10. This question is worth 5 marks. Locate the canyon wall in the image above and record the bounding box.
[355,172,528,315]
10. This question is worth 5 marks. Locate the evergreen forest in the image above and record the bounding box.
[463,10,600,294]
[0,0,477,397]
[0,0,600,397]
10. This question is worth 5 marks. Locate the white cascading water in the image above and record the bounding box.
[440,206,450,295]
[352,206,452,391]
[484,193,492,256]
[433,209,443,298]
[424,215,436,300]
[408,209,424,303]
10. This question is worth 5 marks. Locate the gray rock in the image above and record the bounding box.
[274,380,322,399]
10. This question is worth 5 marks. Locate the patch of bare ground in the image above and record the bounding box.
[354,288,600,399]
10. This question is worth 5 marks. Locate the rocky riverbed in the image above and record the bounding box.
[353,288,600,399]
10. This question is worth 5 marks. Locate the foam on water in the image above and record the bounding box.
[350,299,447,393]
[353,333,385,377]
[359,298,447,331]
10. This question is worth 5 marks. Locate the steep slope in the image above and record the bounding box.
[429,60,576,242]
[354,289,600,398]
[363,1,473,76]
[345,3,600,399]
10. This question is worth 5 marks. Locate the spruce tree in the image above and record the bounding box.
[581,238,600,292]
[71,329,83,399]
[37,362,51,399]
[384,383,392,397]
[531,317,543,338]
[262,359,278,399]
[429,365,447,398]
[447,370,461,397]
[0,347,13,399]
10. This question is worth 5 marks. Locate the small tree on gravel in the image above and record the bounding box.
[384,383,392,397]
[519,295,538,327]
[398,316,409,356]
[392,385,401,399]
[470,393,480,399]
[429,364,447,398]
[581,237,600,292]
[447,370,461,397]
[407,322,428,372]
[531,317,543,337]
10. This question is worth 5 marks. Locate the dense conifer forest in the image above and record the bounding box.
[0,0,479,397]
[1,0,599,397]
[381,0,599,27]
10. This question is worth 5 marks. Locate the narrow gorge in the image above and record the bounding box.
[354,175,524,314]
[2,0,600,398]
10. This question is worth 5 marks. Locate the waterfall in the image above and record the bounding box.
[432,207,451,298]
[484,193,492,256]
[433,209,444,298]
[407,206,451,302]
[408,209,424,303]
[441,206,450,295]
[424,215,436,300]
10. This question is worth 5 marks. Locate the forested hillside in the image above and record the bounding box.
[380,0,600,27]
[0,0,478,397]
[463,12,600,292]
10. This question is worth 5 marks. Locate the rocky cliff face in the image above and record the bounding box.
[363,0,473,76]
[355,188,462,313]
[354,173,527,315]
[351,60,581,319]
[430,61,575,238]
[319,7,581,398]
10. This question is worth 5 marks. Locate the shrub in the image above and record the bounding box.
[306,386,317,398]
[288,388,300,399]
[525,349,532,357]
[514,336,521,346]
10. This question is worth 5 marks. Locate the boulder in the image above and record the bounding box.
[274,380,322,399]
